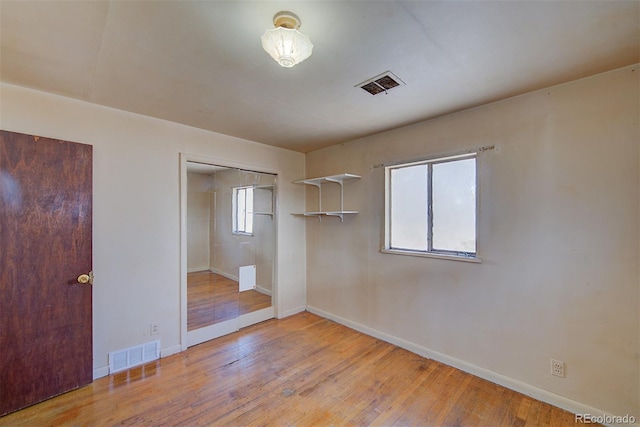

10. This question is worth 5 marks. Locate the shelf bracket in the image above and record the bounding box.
[326,212,344,222]
[307,182,322,213]
[325,177,345,212]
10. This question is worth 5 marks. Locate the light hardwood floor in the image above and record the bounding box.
[0,312,593,426]
[188,271,272,330]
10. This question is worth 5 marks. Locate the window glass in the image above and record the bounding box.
[233,186,253,235]
[390,164,428,251]
[385,153,477,259]
[432,158,476,253]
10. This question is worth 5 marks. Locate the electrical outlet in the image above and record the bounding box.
[150,323,159,336]
[551,359,565,377]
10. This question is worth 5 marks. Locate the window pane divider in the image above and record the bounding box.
[427,163,433,251]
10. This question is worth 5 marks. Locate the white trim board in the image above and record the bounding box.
[305,305,637,427]
[93,366,109,380]
[278,305,306,319]
[161,344,182,359]
[210,268,238,282]
[187,318,239,347]
[256,285,272,296]
[239,306,274,329]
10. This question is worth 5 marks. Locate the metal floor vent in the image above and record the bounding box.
[357,71,405,95]
[109,340,160,374]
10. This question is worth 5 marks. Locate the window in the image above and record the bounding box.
[384,153,478,261]
[233,186,254,235]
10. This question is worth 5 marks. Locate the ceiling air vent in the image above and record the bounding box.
[357,71,405,95]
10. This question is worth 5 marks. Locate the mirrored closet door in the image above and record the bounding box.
[185,161,276,346]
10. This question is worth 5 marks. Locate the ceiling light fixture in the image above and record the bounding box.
[261,11,313,68]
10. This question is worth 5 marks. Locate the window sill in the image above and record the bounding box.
[380,248,482,263]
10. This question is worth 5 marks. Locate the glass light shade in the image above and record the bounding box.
[261,27,313,68]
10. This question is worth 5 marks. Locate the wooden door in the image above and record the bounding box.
[0,130,93,415]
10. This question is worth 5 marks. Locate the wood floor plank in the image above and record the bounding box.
[0,312,597,426]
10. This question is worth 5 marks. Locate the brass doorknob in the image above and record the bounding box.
[77,271,93,285]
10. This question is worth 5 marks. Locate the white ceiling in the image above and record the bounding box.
[1,1,638,153]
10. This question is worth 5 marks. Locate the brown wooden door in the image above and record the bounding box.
[0,130,93,416]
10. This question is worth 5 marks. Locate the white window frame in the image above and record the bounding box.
[382,151,481,263]
[232,186,254,236]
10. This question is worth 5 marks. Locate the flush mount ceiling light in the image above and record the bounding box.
[261,11,313,68]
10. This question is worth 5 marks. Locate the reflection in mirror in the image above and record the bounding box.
[186,162,275,331]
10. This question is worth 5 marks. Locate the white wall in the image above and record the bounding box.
[186,172,211,272]
[305,65,639,420]
[0,83,307,377]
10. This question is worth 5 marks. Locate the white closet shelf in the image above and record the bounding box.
[293,210,358,217]
[292,173,360,222]
[294,173,360,186]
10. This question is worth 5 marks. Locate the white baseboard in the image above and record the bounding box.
[210,268,238,282]
[306,305,637,427]
[187,266,210,273]
[256,285,272,296]
[239,306,275,328]
[93,365,109,380]
[278,305,306,319]
[161,344,182,359]
[187,318,239,347]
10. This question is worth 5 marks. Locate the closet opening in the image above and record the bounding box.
[179,155,277,348]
